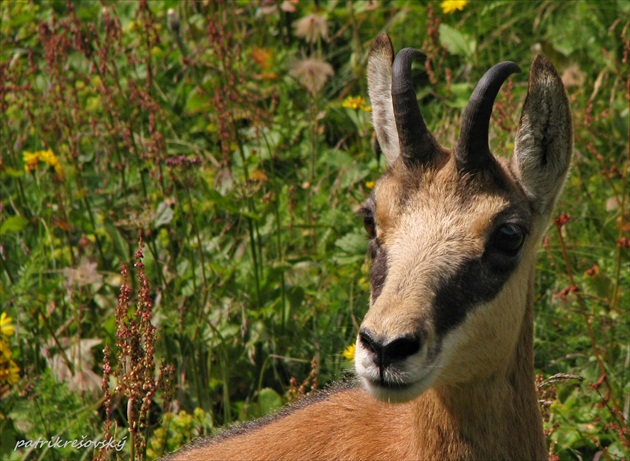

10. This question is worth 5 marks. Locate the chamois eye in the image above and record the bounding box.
[363,214,376,239]
[492,224,525,256]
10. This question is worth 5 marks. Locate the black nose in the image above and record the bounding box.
[359,329,421,369]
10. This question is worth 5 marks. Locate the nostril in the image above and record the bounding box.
[359,329,380,356]
[383,336,421,363]
[359,330,421,367]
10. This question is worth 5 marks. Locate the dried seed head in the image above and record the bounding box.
[290,57,334,95]
[293,14,328,44]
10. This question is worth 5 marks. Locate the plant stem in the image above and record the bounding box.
[555,224,619,412]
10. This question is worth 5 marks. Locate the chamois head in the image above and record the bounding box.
[356,34,572,402]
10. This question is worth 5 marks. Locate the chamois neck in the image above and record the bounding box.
[411,267,546,460]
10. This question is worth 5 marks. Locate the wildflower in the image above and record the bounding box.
[101,236,173,457]
[584,264,600,278]
[167,8,180,36]
[0,341,12,362]
[252,47,273,69]
[554,212,571,228]
[0,313,19,386]
[23,151,40,172]
[343,343,356,362]
[259,0,297,15]
[293,14,328,44]
[342,96,371,112]
[0,359,20,385]
[22,149,64,180]
[40,149,64,178]
[259,71,278,81]
[251,48,278,80]
[365,181,375,190]
[440,0,468,14]
[290,57,334,95]
[64,259,103,289]
[552,284,579,301]
[0,312,14,338]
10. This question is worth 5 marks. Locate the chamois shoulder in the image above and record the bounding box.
[165,381,420,461]
[163,381,358,459]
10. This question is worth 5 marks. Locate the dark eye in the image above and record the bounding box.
[363,214,376,239]
[491,224,525,256]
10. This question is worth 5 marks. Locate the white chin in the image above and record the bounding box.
[360,374,434,403]
[354,344,440,403]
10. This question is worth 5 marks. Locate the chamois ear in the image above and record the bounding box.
[511,55,573,216]
[367,33,399,166]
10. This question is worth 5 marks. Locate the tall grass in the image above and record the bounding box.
[1,1,628,460]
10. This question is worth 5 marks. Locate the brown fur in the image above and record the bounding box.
[165,38,571,461]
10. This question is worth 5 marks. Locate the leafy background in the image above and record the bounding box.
[1,1,628,460]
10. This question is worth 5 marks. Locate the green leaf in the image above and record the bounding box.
[286,286,305,311]
[0,215,29,235]
[104,222,130,261]
[445,83,471,109]
[333,232,367,265]
[1,166,24,178]
[439,24,476,58]
[184,88,212,115]
[334,232,366,254]
[256,387,283,416]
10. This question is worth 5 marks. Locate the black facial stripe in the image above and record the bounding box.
[370,243,388,302]
[432,253,520,337]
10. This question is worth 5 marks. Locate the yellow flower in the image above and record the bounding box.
[0,312,14,338]
[0,315,20,386]
[342,96,371,112]
[39,149,64,179]
[441,0,468,14]
[365,181,375,189]
[39,149,56,166]
[22,149,64,180]
[0,341,12,362]
[23,151,40,173]
[343,343,356,362]
[0,359,20,385]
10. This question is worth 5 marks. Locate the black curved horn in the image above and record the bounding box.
[392,48,438,166]
[455,61,521,173]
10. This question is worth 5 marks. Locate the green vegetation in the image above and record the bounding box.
[1,1,628,460]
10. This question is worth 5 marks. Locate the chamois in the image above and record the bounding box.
[167,33,572,461]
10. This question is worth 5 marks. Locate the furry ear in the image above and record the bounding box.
[367,34,399,166]
[511,55,573,216]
